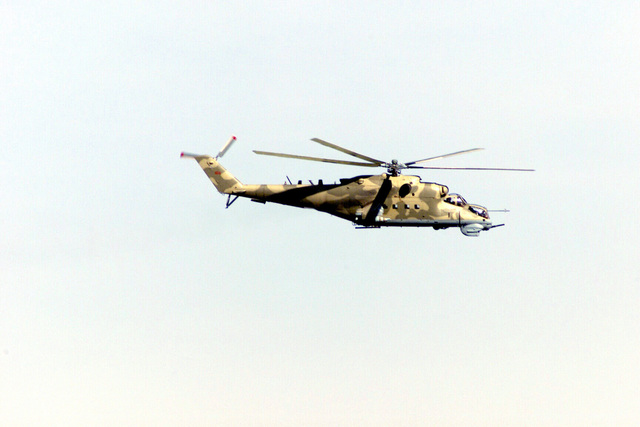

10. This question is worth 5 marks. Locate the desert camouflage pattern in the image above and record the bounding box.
[182,153,494,236]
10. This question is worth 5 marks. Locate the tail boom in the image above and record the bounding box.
[181,152,243,194]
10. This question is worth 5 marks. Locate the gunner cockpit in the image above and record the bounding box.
[469,205,490,219]
[445,193,489,219]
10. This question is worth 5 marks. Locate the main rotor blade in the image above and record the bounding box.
[406,165,535,171]
[404,148,484,166]
[253,150,381,167]
[311,138,384,165]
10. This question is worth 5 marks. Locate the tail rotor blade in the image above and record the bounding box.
[216,135,237,159]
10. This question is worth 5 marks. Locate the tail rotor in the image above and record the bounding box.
[216,135,237,159]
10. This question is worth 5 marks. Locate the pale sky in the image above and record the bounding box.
[2,1,640,426]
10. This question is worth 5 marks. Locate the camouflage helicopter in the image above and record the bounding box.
[182,136,533,236]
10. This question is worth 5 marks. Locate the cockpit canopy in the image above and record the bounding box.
[444,193,467,207]
[469,205,489,219]
[444,193,489,219]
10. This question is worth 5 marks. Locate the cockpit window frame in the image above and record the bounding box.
[444,193,467,207]
[469,205,489,219]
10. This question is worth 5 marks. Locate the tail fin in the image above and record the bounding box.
[181,152,244,194]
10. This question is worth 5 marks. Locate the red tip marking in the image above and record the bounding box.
[232,135,237,140]
[180,152,185,157]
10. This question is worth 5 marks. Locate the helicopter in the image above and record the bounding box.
[182,136,533,236]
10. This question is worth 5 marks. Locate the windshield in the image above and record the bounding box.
[469,205,489,219]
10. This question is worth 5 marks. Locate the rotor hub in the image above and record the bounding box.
[386,159,405,176]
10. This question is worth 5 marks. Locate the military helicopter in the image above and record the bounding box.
[182,136,533,236]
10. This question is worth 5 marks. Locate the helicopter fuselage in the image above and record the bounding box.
[183,153,493,236]
[241,174,491,230]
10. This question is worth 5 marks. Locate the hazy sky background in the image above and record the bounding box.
[2,1,639,425]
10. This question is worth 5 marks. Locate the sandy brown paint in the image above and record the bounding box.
[183,154,494,235]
